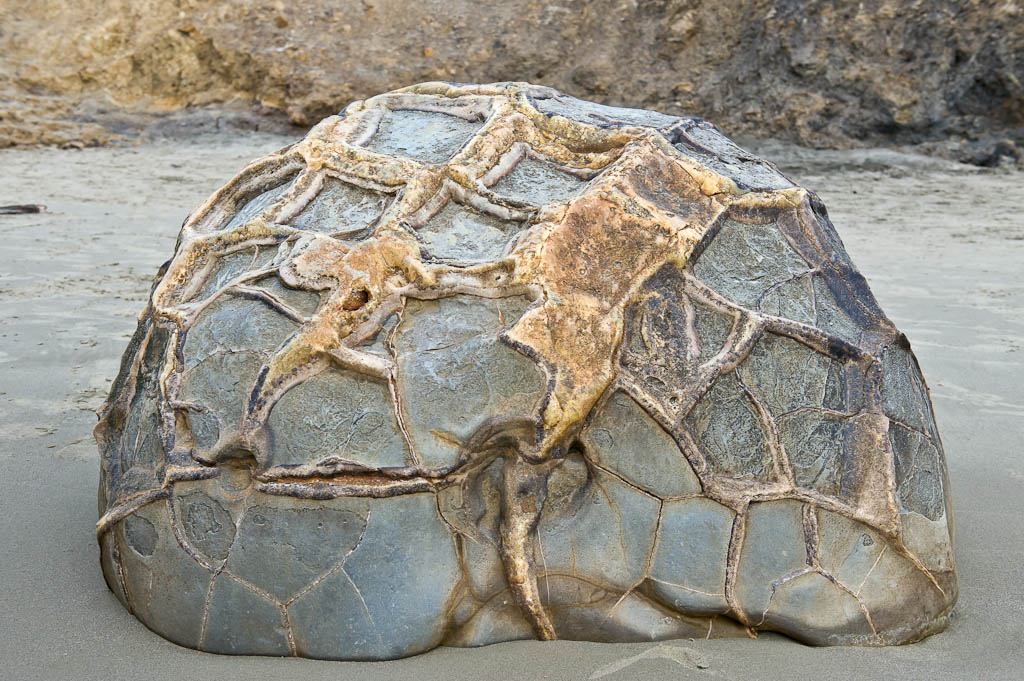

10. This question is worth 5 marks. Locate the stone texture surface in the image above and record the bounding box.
[2,1,1022,167]
[95,82,957,660]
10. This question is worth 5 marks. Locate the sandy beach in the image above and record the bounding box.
[1,132,1021,680]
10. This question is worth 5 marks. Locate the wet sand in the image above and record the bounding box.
[1,133,1021,680]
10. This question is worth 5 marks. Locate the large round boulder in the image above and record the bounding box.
[96,82,956,659]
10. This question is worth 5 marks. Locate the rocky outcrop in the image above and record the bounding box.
[1,0,1021,163]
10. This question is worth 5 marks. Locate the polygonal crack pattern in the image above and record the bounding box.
[491,157,586,206]
[394,295,545,468]
[204,576,291,655]
[531,92,680,129]
[649,497,734,614]
[290,494,460,659]
[535,455,659,592]
[734,500,810,624]
[812,276,863,347]
[760,275,815,324]
[191,247,280,302]
[288,177,390,238]
[881,343,932,433]
[252,275,323,318]
[778,410,854,496]
[177,490,235,563]
[109,323,169,499]
[416,202,523,263]
[117,501,212,650]
[226,496,368,602]
[180,352,263,453]
[890,424,944,520]
[694,219,811,310]
[879,340,952,564]
[541,574,726,644]
[436,457,507,599]
[363,109,483,164]
[183,296,298,368]
[582,391,700,498]
[685,372,773,481]
[179,294,300,457]
[266,368,408,469]
[669,122,795,192]
[738,332,838,416]
[96,83,955,659]
[619,264,733,420]
[222,178,297,232]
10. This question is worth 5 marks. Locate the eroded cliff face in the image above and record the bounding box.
[1,0,1021,163]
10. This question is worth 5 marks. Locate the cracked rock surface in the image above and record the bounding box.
[95,82,957,659]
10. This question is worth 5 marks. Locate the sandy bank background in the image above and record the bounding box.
[2,0,1022,166]
[0,130,1021,679]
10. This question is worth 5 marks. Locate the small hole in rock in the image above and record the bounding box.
[343,287,370,311]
